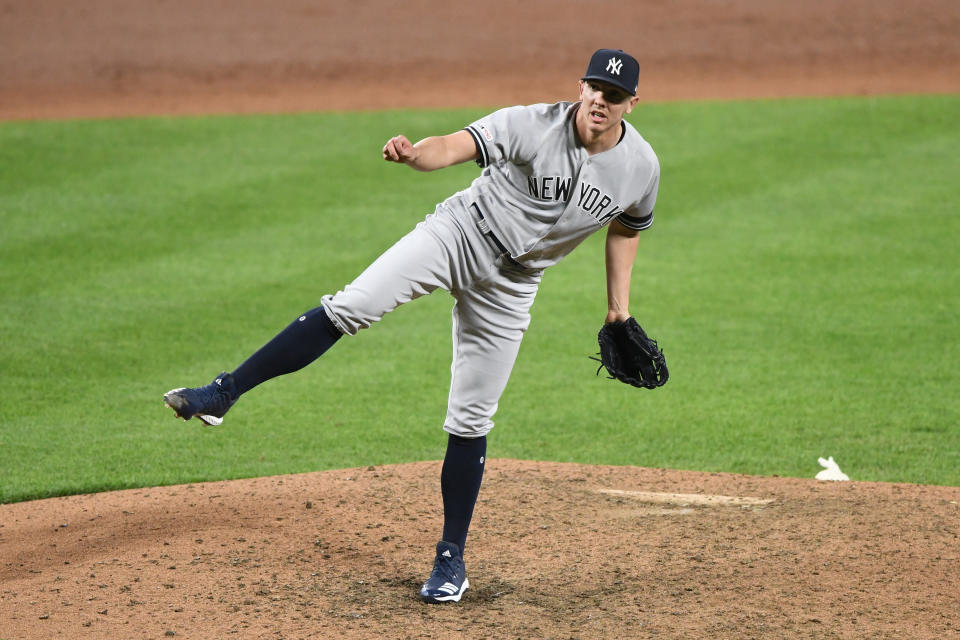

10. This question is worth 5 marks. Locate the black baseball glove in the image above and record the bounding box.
[592,317,669,389]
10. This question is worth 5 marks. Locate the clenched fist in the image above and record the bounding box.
[382,135,418,163]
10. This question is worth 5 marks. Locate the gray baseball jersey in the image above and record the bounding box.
[322,101,659,437]
[460,101,659,269]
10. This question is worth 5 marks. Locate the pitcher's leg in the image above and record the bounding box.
[443,272,540,438]
[429,268,539,575]
[231,306,343,395]
[322,221,453,336]
[164,306,342,425]
[440,433,486,554]
[165,215,456,425]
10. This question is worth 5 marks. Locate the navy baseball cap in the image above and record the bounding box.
[582,48,639,96]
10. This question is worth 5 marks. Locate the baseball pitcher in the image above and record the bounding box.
[164,48,667,604]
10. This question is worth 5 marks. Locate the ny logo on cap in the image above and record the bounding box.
[606,57,623,75]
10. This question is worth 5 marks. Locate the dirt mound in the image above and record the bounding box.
[2,460,958,638]
[2,0,959,120]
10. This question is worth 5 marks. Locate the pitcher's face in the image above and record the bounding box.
[577,79,639,139]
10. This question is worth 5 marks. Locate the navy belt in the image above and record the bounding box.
[470,203,526,269]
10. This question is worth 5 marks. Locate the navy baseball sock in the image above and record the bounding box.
[230,306,342,397]
[440,433,487,555]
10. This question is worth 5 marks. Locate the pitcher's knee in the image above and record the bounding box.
[320,293,379,336]
[443,416,494,439]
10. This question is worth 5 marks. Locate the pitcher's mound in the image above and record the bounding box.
[2,459,957,638]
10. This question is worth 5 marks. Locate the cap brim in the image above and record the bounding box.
[581,75,636,96]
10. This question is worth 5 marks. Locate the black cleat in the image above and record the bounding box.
[420,541,469,603]
[164,372,237,426]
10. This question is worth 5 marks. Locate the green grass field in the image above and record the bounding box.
[2,95,958,503]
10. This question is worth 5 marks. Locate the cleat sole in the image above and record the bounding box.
[421,578,469,604]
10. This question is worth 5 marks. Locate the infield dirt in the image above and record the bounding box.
[2,0,959,119]
[3,461,959,639]
[2,1,959,638]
